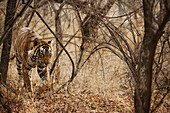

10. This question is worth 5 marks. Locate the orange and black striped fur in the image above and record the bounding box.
[14,27,53,93]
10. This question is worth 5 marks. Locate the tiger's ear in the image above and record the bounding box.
[48,40,53,46]
[34,38,39,46]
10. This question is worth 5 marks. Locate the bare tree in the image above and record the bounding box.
[0,0,17,84]
[49,1,169,112]
[99,0,169,112]
[135,0,169,112]
[0,0,17,112]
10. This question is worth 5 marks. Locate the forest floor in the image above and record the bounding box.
[1,82,134,113]
[0,50,135,112]
[0,47,168,113]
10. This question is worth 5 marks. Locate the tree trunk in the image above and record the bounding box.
[134,0,155,112]
[0,0,17,84]
[134,0,170,112]
[135,35,156,113]
[0,0,17,112]
[55,13,62,83]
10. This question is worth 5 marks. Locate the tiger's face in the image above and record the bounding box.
[38,42,53,67]
[28,38,53,67]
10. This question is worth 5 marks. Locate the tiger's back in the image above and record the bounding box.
[14,28,41,64]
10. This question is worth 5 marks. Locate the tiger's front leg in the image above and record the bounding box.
[37,66,50,95]
[22,63,32,92]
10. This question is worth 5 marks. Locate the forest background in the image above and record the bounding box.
[0,0,169,112]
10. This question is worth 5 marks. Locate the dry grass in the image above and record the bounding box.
[0,38,135,112]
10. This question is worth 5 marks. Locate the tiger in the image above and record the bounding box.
[14,27,53,94]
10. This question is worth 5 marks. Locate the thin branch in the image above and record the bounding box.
[152,4,170,43]
[26,11,35,27]
[34,10,75,79]
[50,27,81,75]
[0,0,33,45]
[151,87,169,113]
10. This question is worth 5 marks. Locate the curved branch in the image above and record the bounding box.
[35,10,75,80]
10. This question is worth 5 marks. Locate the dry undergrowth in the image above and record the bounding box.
[0,47,136,112]
[1,43,168,112]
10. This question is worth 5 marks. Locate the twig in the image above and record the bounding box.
[34,9,75,78]
[26,11,35,27]
[151,87,169,113]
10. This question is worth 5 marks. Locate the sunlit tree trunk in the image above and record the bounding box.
[55,13,62,83]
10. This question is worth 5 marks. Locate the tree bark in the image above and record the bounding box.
[135,32,156,113]
[55,13,62,83]
[0,0,17,84]
[134,0,170,112]
[135,0,155,112]
[0,0,17,112]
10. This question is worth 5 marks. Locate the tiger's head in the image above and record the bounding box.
[28,38,53,67]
